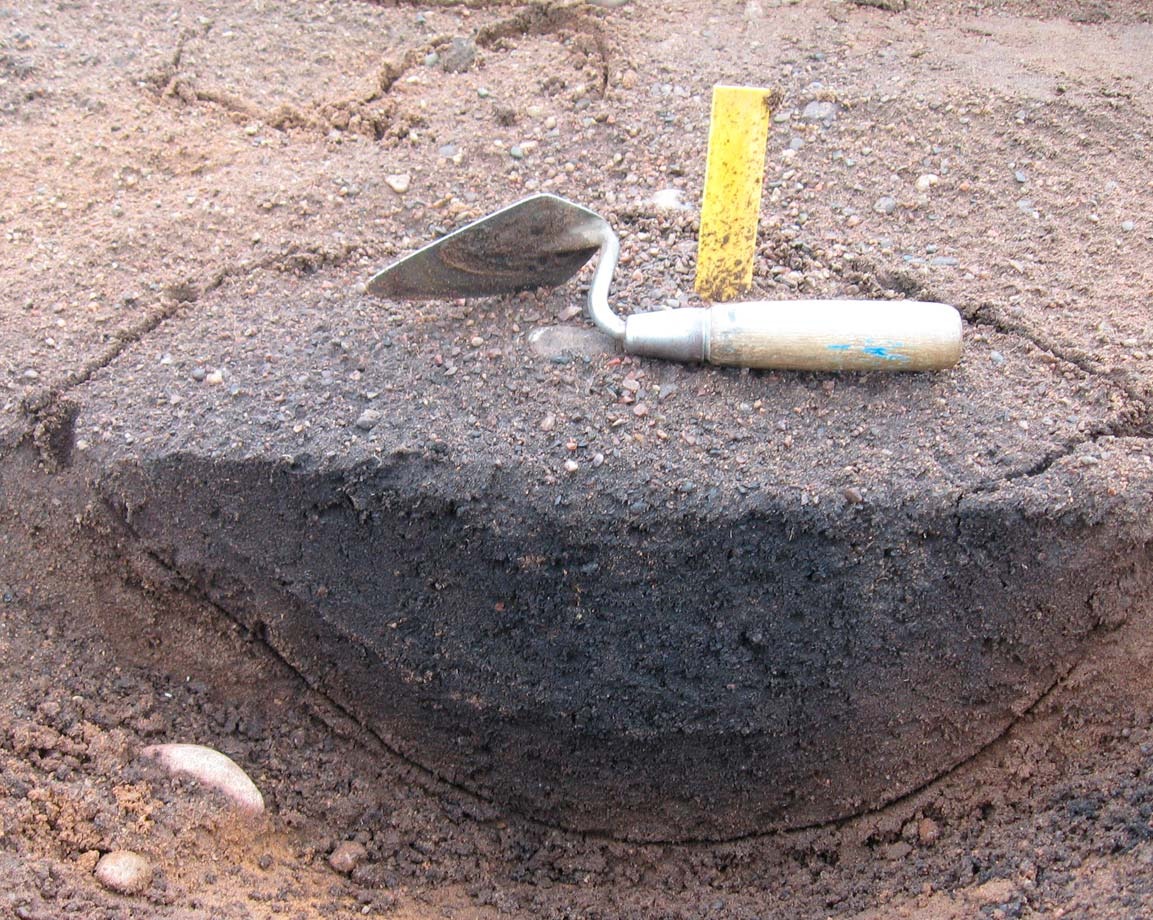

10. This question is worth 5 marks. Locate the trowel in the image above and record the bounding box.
[366,194,962,372]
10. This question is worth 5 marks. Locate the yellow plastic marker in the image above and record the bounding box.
[695,85,779,302]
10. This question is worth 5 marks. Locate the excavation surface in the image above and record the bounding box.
[3,0,1153,917]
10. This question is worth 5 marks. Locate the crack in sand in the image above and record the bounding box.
[16,242,370,443]
[146,0,613,139]
[849,253,1153,438]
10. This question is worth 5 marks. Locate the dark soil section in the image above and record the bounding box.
[4,444,1153,918]
[95,443,1153,842]
[18,229,1129,841]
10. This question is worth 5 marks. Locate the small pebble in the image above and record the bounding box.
[95,851,153,895]
[509,145,525,160]
[563,459,580,473]
[1121,220,1135,232]
[385,174,411,194]
[439,37,477,74]
[527,325,618,360]
[142,743,264,814]
[328,841,368,875]
[540,413,557,432]
[915,174,938,193]
[873,196,897,215]
[1014,170,1028,184]
[356,409,381,431]
[801,100,836,123]
[918,817,941,845]
[205,369,224,385]
[650,188,690,211]
[191,367,206,382]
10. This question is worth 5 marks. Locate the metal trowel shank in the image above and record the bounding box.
[366,194,611,300]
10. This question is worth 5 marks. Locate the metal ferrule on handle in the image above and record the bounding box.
[621,300,963,372]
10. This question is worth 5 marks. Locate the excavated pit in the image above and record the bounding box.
[28,263,1153,841]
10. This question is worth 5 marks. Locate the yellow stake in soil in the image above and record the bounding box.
[695,85,779,302]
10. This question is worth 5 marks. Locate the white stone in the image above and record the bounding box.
[649,188,691,211]
[95,850,153,895]
[528,325,619,360]
[142,743,265,815]
[385,173,411,194]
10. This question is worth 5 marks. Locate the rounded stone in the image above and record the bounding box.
[328,840,368,874]
[94,850,153,895]
[141,743,264,815]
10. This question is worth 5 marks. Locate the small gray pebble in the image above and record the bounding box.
[528,326,618,360]
[355,409,381,431]
[990,351,1005,365]
[440,38,476,74]
[873,196,897,215]
[191,367,206,381]
[801,100,837,123]
[1121,220,1135,232]
[509,145,525,160]
[1014,170,1028,184]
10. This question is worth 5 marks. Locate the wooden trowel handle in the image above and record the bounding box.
[623,300,962,372]
[709,300,962,371]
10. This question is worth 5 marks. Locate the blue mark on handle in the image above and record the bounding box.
[826,343,910,362]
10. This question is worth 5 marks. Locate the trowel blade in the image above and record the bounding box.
[367,193,610,300]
